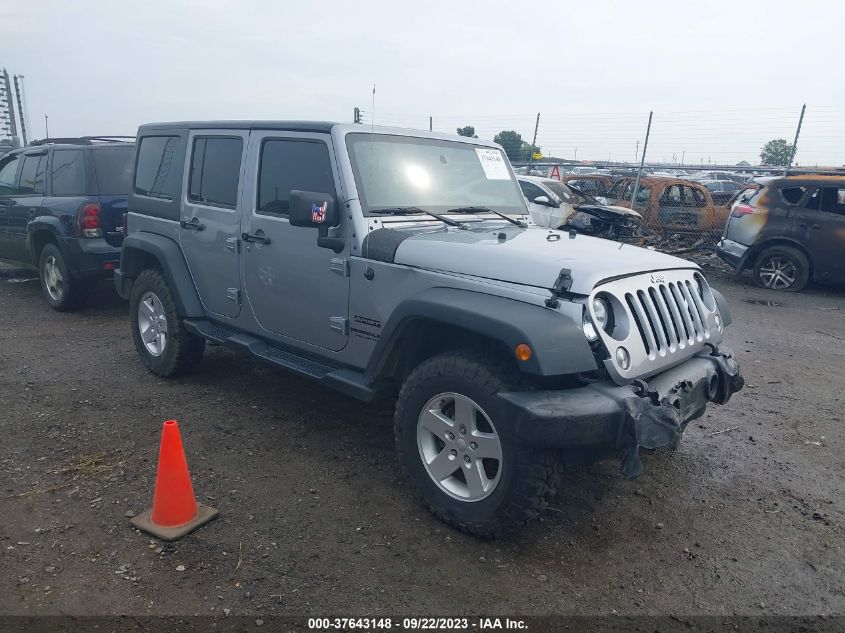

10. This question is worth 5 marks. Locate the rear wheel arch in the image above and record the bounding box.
[747,238,814,275]
[29,229,60,265]
[119,234,204,317]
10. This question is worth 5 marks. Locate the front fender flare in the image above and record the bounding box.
[366,287,597,379]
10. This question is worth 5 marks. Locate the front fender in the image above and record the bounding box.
[366,287,597,379]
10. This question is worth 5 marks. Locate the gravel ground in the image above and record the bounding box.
[0,262,843,618]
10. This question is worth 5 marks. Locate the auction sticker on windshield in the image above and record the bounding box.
[475,148,510,180]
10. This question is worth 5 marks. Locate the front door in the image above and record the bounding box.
[0,153,21,260]
[7,151,47,263]
[179,130,247,319]
[801,186,845,281]
[241,131,349,351]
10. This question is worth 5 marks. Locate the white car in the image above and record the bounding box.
[517,176,642,240]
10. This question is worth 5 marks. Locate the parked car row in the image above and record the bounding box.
[0,136,133,309]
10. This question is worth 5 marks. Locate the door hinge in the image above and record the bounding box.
[225,236,240,253]
[329,317,348,334]
[226,288,241,304]
[330,257,350,277]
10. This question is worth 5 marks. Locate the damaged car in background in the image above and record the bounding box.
[518,175,642,240]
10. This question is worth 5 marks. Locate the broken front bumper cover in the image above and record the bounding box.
[499,345,744,479]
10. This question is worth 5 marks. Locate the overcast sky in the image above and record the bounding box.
[2,0,844,165]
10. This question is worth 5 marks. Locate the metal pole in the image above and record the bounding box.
[528,112,540,167]
[13,75,27,145]
[629,111,653,211]
[429,116,432,132]
[785,103,806,174]
[45,114,49,140]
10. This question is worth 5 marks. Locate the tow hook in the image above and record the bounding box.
[703,344,744,404]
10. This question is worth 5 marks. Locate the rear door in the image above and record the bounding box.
[0,153,21,259]
[6,151,47,262]
[801,186,845,281]
[179,130,247,319]
[241,130,349,351]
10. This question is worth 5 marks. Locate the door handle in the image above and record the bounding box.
[180,218,205,231]
[241,231,271,245]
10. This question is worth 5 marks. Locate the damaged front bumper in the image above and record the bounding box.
[499,345,744,479]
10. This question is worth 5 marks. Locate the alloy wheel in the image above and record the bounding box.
[138,291,168,356]
[43,255,64,301]
[417,392,503,502]
[759,255,797,290]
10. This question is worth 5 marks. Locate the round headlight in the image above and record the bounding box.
[592,297,610,331]
[582,308,599,342]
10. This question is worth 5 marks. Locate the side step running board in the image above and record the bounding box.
[183,319,377,402]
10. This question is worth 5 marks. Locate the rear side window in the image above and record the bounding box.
[51,149,87,196]
[189,137,243,208]
[18,154,46,195]
[0,154,20,194]
[780,186,807,205]
[257,139,335,215]
[805,187,845,215]
[92,147,133,195]
[134,136,179,199]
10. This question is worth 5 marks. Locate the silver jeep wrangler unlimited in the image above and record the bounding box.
[116,121,743,537]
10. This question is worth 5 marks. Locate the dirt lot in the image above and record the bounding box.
[0,262,843,618]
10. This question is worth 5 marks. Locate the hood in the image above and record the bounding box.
[577,203,642,219]
[390,224,696,295]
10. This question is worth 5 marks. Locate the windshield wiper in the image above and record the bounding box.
[369,206,467,229]
[445,206,527,228]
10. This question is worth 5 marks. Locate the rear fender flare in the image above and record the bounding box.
[119,232,203,317]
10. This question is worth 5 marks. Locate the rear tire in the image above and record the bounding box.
[753,245,809,292]
[129,268,205,377]
[395,350,561,538]
[38,243,91,311]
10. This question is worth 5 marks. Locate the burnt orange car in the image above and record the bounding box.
[605,176,729,237]
[560,174,613,197]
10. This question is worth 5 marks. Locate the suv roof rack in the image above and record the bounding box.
[28,135,135,147]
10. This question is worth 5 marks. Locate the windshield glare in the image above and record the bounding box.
[346,134,527,215]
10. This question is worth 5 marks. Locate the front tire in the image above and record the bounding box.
[395,350,561,537]
[753,245,809,292]
[129,268,205,377]
[38,243,91,311]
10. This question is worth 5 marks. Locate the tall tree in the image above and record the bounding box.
[494,130,524,161]
[760,139,794,166]
[456,125,477,138]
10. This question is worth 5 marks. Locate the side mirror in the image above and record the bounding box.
[533,195,558,208]
[289,190,344,253]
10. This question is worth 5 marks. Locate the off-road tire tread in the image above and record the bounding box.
[395,349,561,538]
[130,268,205,377]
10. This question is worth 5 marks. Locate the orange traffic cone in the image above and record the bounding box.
[130,420,218,541]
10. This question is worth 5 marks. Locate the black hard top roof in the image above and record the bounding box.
[139,121,336,133]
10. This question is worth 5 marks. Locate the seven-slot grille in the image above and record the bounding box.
[624,278,710,357]
[588,269,722,383]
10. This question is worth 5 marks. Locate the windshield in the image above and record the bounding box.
[544,180,586,205]
[346,134,526,216]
